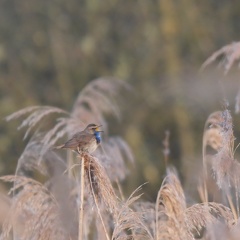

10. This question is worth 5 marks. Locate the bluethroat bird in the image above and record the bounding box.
[56,123,103,154]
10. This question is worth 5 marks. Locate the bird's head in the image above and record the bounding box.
[85,123,103,134]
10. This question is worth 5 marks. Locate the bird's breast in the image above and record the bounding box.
[85,138,98,153]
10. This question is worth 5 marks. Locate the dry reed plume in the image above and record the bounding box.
[201,41,240,75]
[3,45,240,239]
[201,41,240,113]
[156,169,234,240]
[2,78,146,240]
[0,175,70,240]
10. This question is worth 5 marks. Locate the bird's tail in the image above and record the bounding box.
[53,144,65,150]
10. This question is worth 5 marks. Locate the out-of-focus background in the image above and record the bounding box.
[1,0,240,200]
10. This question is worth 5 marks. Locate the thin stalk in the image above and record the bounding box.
[116,179,125,201]
[67,150,74,178]
[202,172,208,203]
[202,145,208,202]
[162,130,170,168]
[234,177,239,218]
[155,190,161,240]
[226,194,238,221]
[197,184,206,203]
[79,155,85,240]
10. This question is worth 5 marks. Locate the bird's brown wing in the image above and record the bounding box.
[62,132,93,150]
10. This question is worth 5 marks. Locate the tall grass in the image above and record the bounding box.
[2,48,240,240]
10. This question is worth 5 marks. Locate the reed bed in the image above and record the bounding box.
[2,47,240,240]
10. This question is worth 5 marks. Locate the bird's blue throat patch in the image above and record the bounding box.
[94,131,101,144]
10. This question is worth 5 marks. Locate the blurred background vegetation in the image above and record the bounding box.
[1,0,240,200]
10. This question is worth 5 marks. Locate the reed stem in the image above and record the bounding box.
[79,155,85,240]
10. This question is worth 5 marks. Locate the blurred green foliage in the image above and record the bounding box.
[1,0,240,199]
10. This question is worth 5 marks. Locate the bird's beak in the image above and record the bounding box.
[96,129,104,132]
[95,125,103,132]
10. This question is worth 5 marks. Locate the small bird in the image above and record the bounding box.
[56,123,103,154]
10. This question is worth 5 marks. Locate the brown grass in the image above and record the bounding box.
[201,41,240,114]
[0,175,70,240]
[201,41,240,74]
[4,73,240,240]
[155,168,234,240]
